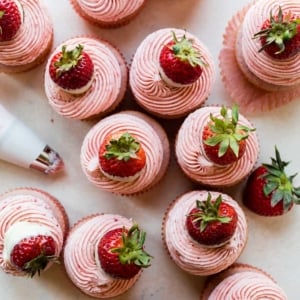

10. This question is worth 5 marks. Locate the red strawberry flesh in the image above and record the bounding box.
[0,0,22,42]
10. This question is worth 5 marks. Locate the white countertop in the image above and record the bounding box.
[1,0,300,299]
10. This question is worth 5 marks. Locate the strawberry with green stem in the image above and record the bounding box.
[49,44,94,93]
[10,234,59,277]
[98,224,152,279]
[202,104,255,166]
[186,193,238,247]
[243,146,300,216]
[253,6,300,59]
[0,0,22,42]
[99,132,146,180]
[159,31,206,86]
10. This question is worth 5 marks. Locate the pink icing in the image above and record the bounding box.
[44,36,127,120]
[63,214,140,298]
[72,0,145,23]
[240,0,300,87]
[0,189,64,276]
[175,106,259,187]
[129,28,215,118]
[163,191,248,276]
[207,271,287,299]
[80,110,170,195]
[0,0,52,69]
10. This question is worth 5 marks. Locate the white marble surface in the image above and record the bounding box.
[1,0,300,299]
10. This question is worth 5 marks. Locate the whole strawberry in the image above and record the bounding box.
[48,44,94,94]
[243,147,300,216]
[159,31,206,86]
[99,132,146,180]
[186,193,238,247]
[10,234,58,277]
[0,0,22,42]
[202,104,255,166]
[98,224,152,279]
[253,6,300,59]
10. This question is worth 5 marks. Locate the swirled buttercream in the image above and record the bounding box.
[0,0,53,72]
[63,214,140,298]
[71,0,145,26]
[80,110,170,194]
[202,264,288,300]
[175,106,259,187]
[130,28,215,118]
[163,191,248,276]
[239,0,300,87]
[44,36,127,120]
[0,188,67,276]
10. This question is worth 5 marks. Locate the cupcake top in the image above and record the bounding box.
[0,0,52,68]
[130,28,215,118]
[175,106,259,187]
[80,110,170,195]
[72,0,145,24]
[0,188,66,276]
[63,214,141,298]
[202,264,288,299]
[44,36,127,120]
[240,0,300,87]
[163,190,248,276]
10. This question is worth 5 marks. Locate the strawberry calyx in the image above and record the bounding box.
[253,6,300,57]
[110,224,152,267]
[54,44,84,77]
[189,193,231,232]
[204,104,255,158]
[104,132,141,161]
[168,31,205,68]
[261,146,300,213]
[22,251,59,278]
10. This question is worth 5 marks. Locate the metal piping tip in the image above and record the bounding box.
[29,145,64,174]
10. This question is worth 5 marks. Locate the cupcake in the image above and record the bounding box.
[44,36,128,120]
[162,190,248,276]
[219,0,300,113]
[129,28,215,119]
[201,263,288,299]
[0,187,69,277]
[80,110,170,195]
[175,105,259,188]
[70,0,146,28]
[63,213,152,298]
[0,0,53,73]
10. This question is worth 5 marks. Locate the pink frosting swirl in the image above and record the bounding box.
[129,28,215,118]
[208,271,287,299]
[175,106,259,187]
[64,214,140,298]
[44,36,127,120]
[72,0,145,23]
[163,191,248,276]
[0,0,52,68]
[0,189,65,276]
[240,0,300,87]
[80,110,170,194]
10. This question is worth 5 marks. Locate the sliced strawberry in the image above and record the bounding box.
[98,224,152,279]
[48,44,94,93]
[253,6,300,59]
[202,104,255,166]
[159,31,206,86]
[99,132,146,179]
[0,0,22,42]
[10,234,58,277]
[243,147,300,216]
[186,193,238,247]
